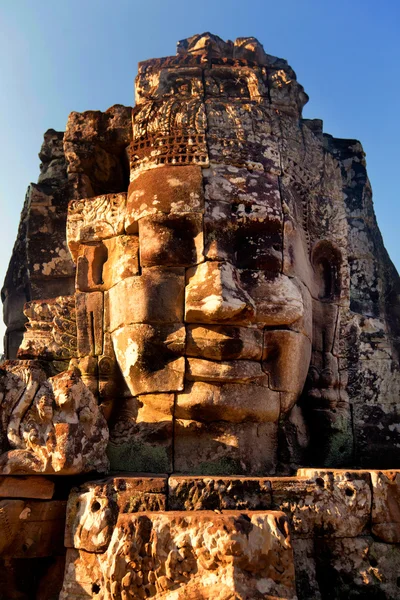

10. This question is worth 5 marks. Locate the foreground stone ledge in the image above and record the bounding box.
[271,474,371,538]
[313,536,400,600]
[0,475,55,499]
[298,468,400,542]
[168,472,372,538]
[65,475,168,551]
[168,475,272,510]
[60,510,296,600]
[370,470,400,543]
[0,499,66,558]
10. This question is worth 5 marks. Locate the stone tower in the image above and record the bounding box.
[1,33,400,599]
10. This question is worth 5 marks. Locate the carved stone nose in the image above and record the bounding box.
[185,261,256,323]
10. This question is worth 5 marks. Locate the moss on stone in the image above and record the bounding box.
[107,441,170,472]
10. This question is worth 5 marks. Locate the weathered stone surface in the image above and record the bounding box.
[174,419,278,475]
[64,105,132,200]
[263,329,311,400]
[0,364,109,474]
[186,357,266,383]
[292,538,321,600]
[76,291,103,357]
[185,261,256,324]
[176,379,280,423]
[60,511,296,600]
[67,193,127,259]
[0,499,66,558]
[107,395,174,472]
[314,537,400,600]
[204,166,283,269]
[241,271,309,330]
[272,471,371,537]
[65,476,167,551]
[139,213,204,267]
[126,165,204,230]
[106,269,184,330]
[186,324,263,360]
[370,470,400,543]
[102,235,139,288]
[3,31,400,599]
[168,476,272,510]
[352,401,400,468]
[17,296,77,360]
[0,476,54,499]
[111,324,185,395]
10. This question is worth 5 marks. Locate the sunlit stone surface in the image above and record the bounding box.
[1,32,400,599]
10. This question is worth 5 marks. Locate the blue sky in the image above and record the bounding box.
[1,0,399,346]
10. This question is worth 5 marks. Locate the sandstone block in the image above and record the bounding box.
[203,165,283,269]
[106,269,185,331]
[371,470,400,543]
[76,291,103,356]
[139,213,204,267]
[75,243,108,292]
[0,365,109,475]
[206,103,281,172]
[18,296,77,361]
[204,164,280,207]
[28,237,75,281]
[314,537,400,600]
[125,165,204,231]
[263,329,311,398]
[353,402,400,468]
[64,105,132,198]
[60,511,296,600]
[240,270,307,329]
[186,357,266,383]
[64,105,132,150]
[111,324,185,395]
[282,216,315,293]
[67,194,126,260]
[0,476,54,499]
[174,419,278,475]
[312,299,339,353]
[185,261,256,324]
[107,395,174,473]
[135,66,204,103]
[102,235,139,289]
[168,476,272,510]
[274,470,371,537]
[204,200,282,271]
[176,380,280,423]
[204,66,268,99]
[0,499,66,558]
[292,538,321,600]
[186,324,263,360]
[65,475,167,552]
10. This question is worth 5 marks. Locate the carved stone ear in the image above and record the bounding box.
[312,241,342,301]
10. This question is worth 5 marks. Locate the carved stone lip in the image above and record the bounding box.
[185,357,266,384]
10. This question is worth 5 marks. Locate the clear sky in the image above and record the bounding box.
[1,0,399,348]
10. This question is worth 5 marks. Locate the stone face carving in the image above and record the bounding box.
[2,31,400,599]
[2,31,400,476]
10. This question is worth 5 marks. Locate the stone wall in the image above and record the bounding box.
[2,469,398,599]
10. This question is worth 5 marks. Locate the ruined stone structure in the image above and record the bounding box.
[1,33,400,599]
